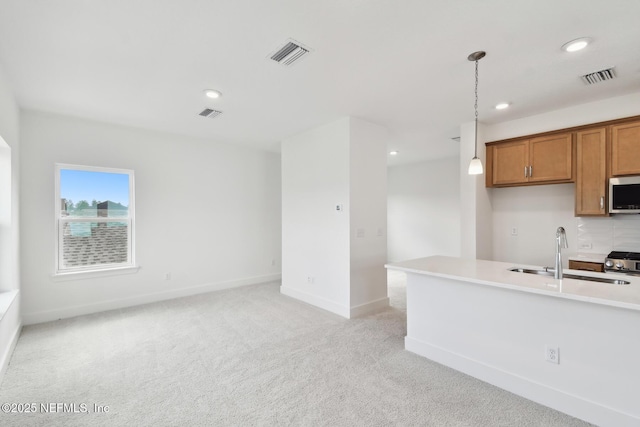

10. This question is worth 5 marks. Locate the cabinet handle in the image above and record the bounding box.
[524,166,528,178]
[600,196,604,210]
[529,165,532,177]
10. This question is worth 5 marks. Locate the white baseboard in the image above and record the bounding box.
[23,274,282,325]
[405,336,640,427]
[280,286,350,318]
[279,287,389,319]
[350,297,389,318]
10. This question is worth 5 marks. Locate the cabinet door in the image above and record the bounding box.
[611,121,640,176]
[575,128,607,216]
[528,133,573,183]
[491,140,529,186]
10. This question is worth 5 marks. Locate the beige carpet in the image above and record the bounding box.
[0,271,592,426]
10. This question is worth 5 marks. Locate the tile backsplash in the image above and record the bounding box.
[577,215,640,254]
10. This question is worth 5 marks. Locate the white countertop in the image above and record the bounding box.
[386,256,640,312]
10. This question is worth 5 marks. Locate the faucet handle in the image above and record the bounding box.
[556,226,568,248]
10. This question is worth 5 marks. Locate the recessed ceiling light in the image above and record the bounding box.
[495,103,510,110]
[204,89,222,99]
[561,37,591,52]
[389,151,399,156]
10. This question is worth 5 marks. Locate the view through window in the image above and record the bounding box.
[56,164,135,274]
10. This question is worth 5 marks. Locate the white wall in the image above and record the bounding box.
[484,93,640,143]
[281,118,351,314]
[387,157,460,262]
[281,117,388,318]
[349,118,388,312]
[492,184,577,267]
[485,92,640,266]
[0,62,21,384]
[20,110,282,324]
[460,121,492,260]
[0,140,12,291]
[0,65,19,293]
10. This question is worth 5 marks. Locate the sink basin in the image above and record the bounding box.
[509,267,630,285]
[510,267,554,277]
[564,274,630,285]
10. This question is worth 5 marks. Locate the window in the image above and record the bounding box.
[55,164,135,275]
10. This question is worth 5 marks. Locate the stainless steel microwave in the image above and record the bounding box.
[609,176,640,214]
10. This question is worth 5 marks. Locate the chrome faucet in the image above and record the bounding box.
[555,227,568,279]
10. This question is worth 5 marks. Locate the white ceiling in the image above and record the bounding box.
[1,0,639,165]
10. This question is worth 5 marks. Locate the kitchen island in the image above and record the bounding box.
[386,256,640,427]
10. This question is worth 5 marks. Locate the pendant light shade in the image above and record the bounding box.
[467,51,486,176]
[468,157,483,175]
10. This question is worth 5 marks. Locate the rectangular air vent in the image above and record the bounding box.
[268,39,312,66]
[581,67,616,85]
[199,108,222,119]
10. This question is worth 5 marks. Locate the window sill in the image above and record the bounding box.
[51,265,140,282]
[0,290,19,321]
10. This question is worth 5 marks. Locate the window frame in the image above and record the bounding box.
[54,163,136,276]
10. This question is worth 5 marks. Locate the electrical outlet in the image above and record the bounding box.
[545,345,559,364]
[307,276,314,284]
[579,242,593,249]
[511,227,518,236]
[165,272,172,280]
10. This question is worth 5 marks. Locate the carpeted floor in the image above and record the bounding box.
[0,271,592,426]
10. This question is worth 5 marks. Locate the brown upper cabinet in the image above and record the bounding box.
[485,115,640,216]
[486,133,573,187]
[611,121,640,176]
[575,127,607,216]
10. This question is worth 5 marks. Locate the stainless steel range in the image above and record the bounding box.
[605,251,640,275]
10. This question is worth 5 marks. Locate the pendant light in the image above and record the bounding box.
[467,51,485,175]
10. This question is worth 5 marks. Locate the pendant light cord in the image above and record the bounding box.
[474,59,479,159]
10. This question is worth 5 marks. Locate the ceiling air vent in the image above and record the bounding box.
[581,67,616,85]
[198,108,223,119]
[268,39,312,66]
